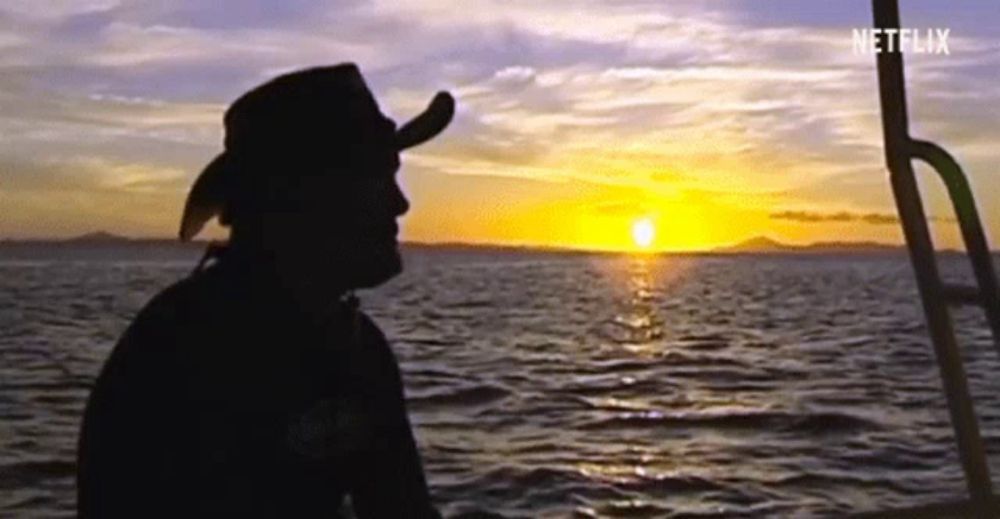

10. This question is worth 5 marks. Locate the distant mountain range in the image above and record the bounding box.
[64,231,134,243]
[713,236,907,254]
[1,232,992,255]
[2,232,203,247]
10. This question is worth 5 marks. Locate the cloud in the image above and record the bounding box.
[1,155,188,194]
[589,199,659,217]
[1,0,119,20]
[770,209,956,226]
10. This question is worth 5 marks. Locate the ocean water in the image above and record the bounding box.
[2,245,1000,518]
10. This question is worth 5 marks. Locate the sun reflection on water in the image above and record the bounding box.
[612,256,667,355]
[572,254,805,514]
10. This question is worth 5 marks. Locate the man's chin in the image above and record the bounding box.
[350,248,403,289]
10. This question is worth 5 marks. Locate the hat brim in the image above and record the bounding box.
[178,91,455,241]
[396,91,455,150]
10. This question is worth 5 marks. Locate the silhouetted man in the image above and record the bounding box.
[77,64,454,518]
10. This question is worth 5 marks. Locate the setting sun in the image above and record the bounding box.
[631,218,655,249]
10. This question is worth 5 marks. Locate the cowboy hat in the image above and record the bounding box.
[178,63,454,241]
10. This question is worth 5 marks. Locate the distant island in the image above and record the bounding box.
[712,236,908,254]
[64,231,138,243]
[1,232,205,248]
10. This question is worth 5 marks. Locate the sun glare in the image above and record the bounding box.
[631,218,655,249]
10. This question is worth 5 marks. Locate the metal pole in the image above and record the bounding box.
[909,139,1000,356]
[872,0,994,513]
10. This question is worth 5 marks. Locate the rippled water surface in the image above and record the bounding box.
[2,245,1000,518]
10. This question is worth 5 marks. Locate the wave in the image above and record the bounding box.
[581,410,880,434]
[408,384,511,409]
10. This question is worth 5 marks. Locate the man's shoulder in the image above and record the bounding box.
[102,270,222,372]
[130,270,221,336]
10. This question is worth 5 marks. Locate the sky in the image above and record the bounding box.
[0,0,997,251]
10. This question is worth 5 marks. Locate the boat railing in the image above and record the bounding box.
[860,1,1000,517]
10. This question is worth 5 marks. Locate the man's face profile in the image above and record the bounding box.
[273,119,410,291]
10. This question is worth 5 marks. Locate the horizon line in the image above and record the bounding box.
[0,231,962,255]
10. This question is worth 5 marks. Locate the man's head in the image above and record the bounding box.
[179,64,453,290]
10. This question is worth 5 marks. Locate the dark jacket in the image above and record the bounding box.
[77,254,439,518]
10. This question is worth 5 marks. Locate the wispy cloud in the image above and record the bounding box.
[770,209,956,226]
